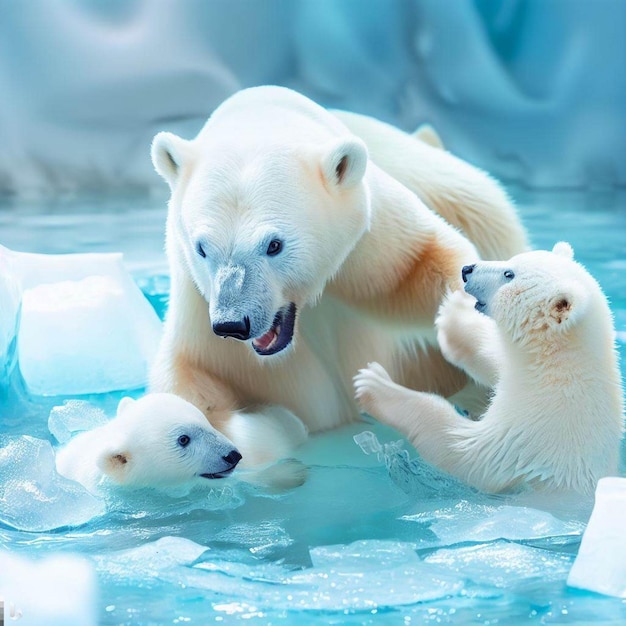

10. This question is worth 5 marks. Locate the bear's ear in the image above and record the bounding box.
[413,123,445,150]
[151,131,193,188]
[552,242,574,260]
[320,138,368,190]
[117,396,135,414]
[96,447,133,484]
[549,284,588,327]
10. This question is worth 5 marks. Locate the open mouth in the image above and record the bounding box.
[251,302,297,356]
[474,300,487,313]
[199,466,236,480]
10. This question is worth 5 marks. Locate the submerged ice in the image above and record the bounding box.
[0,435,105,532]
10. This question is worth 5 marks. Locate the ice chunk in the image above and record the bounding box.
[0,435,105,531]
[567,477,626,597]
[425,540,573,588]
[0,246,21,385]
[0,551,98,626]
[423,504,584,549]
[102,537,464,610]
[95,536,209,579]
[13,249,161,395]
[48,400,109,444]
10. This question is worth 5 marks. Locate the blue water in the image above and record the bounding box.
[0,188,625,625]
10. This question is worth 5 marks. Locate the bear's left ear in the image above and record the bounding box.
[96,447,133,484]
[151,131,194,188]
[117,396,135,414]
[320,137,368,190]
[549,283,588,327]
[552,242,574,260]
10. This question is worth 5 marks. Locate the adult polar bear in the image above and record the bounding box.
[150,86,528,458]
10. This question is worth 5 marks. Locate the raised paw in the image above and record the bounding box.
[436,289,477,332]
[353,362,395,418]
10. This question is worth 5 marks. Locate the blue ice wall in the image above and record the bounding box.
[0,0,623,194]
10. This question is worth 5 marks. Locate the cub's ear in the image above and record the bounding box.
[549,284,588,327]
[151,131,193,188]
[96,447,133,484]
[117,396,135,414]
[552,242,574,260]
[320,137,368,190]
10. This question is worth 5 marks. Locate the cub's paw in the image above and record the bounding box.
[353,362,394,418]
[436,290,481,365]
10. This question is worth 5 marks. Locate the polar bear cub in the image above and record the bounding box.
[355,243,624,495]
[55,393,242,494]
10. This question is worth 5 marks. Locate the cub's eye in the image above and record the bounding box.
[177,434,191,448]
[266,239,283,256]
[196,243,206,258]
[504,270,515,280]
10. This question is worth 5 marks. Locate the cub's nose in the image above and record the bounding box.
[222,450,242,469]
[212,317,250,340]
[461,264,475,283]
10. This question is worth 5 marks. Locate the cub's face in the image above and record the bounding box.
[152,131,369,357]
[97,395,242,488]
[462,242,592,343]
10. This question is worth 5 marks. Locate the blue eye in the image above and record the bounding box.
[266,239,283,256]
[196,243,206,258]
[177,435,190,447]
[504,270,515,280]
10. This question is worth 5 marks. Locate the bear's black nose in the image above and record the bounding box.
[223,450,242,468]
[212,317,250,340]
[461,264,475,283]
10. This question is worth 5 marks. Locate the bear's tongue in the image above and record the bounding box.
[252,324,281,352]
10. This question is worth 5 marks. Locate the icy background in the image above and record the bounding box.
[1,1,625,623]
[0,0,624,194]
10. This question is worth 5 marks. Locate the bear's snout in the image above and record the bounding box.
[223,449,243,469]
[462,264,475,283]
[213,317,251,341]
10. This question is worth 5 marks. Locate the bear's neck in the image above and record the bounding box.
[328,164,476,325]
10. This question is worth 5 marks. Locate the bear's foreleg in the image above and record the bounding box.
[354,362,479,480]
[436,290,502,388]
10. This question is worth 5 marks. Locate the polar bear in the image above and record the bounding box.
[55,393,242,494]
[354,243,625,495]
[149,86,528,456]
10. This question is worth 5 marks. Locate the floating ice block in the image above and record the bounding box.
[10,248,162,395]
[567,477,626,597]
[0,551,98,626]
[48,400,109,444]
[0,246,21,384]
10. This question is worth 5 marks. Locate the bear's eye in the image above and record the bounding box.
[196,243,206,259]
[177,434,191,447]
[266,239,283,256]
[504,270,515,280]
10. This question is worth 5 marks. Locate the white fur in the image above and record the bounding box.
[355,243,624,495]
[149,86,528,459]
[55,393,241,494]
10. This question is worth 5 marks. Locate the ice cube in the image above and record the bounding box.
[567,477,626,597]
[0,551,98,626]
[48,400,109,444]
[14,250,161,395]
[0,435,105,532]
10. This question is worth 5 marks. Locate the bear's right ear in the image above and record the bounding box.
[552,242,574,260]
[151,131,193,188]
[320,138,368,190]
